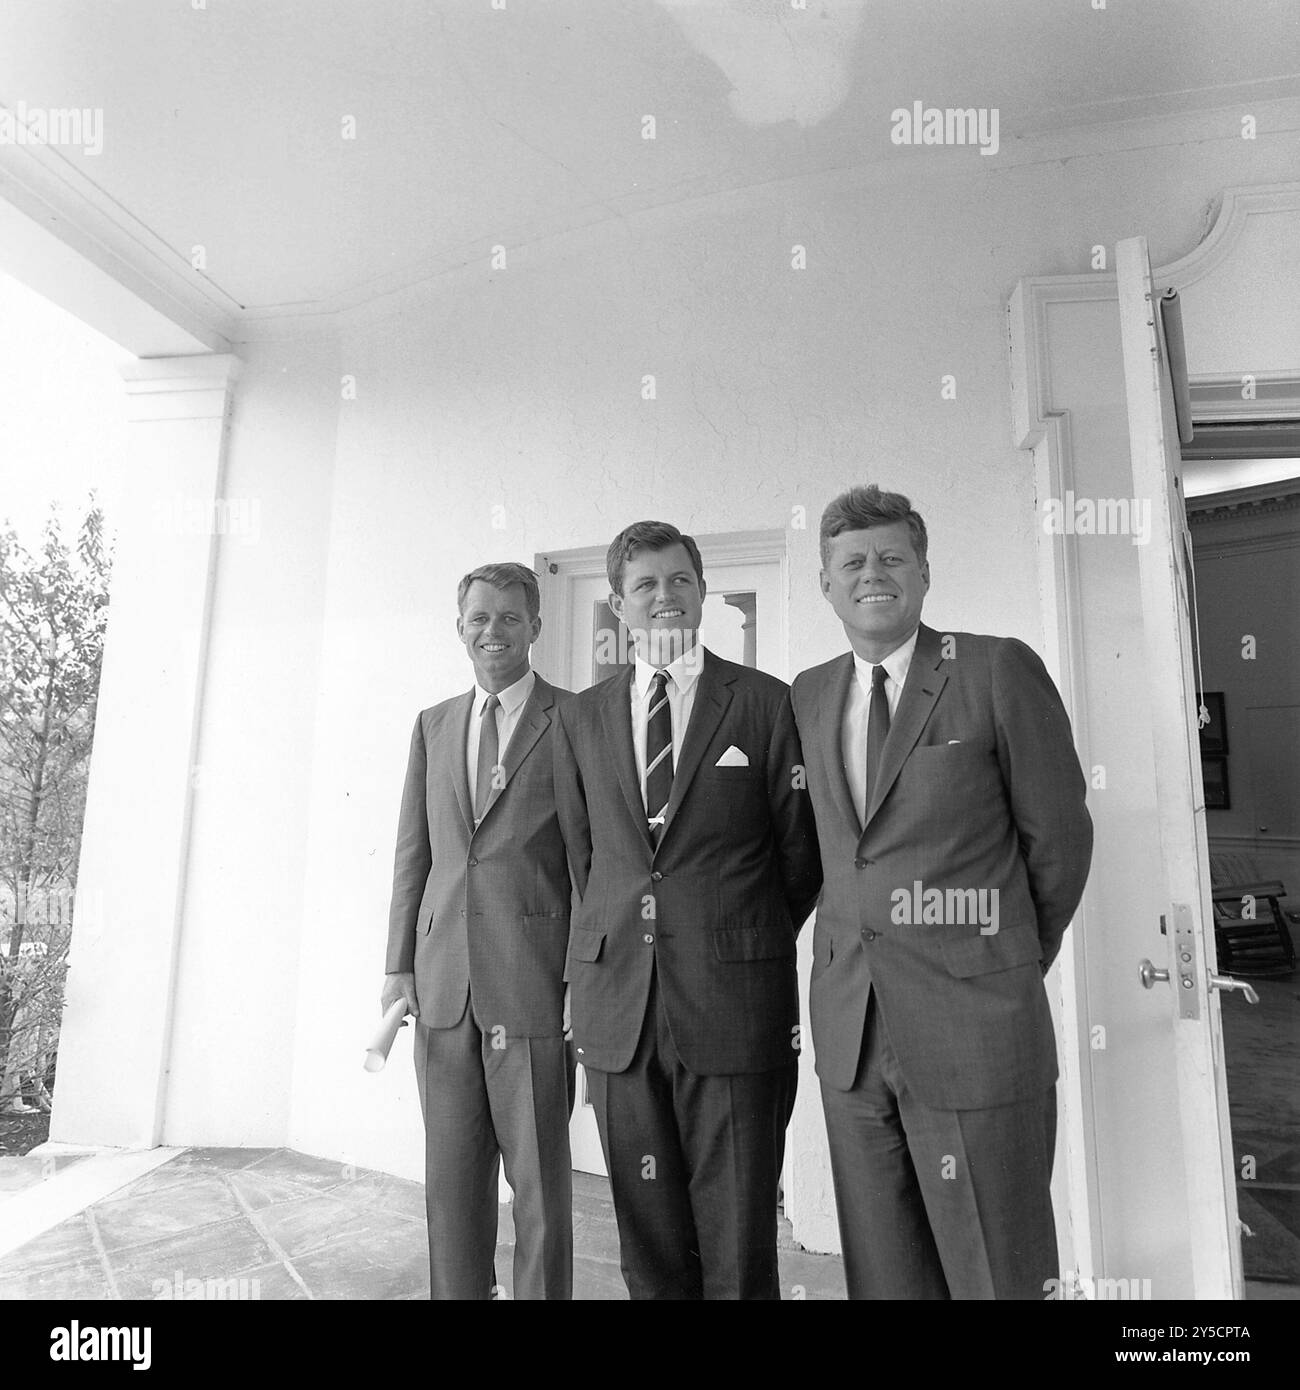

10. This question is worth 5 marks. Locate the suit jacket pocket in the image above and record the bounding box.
[811,930,834,969]
[910,741,991,759]
[570,928,606,963]
[523,911,569,930]
[713,925,795,962]
[940,924,1042,978]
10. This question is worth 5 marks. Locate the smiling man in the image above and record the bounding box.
[382,562,575,1299]
[791,485,1093,1300]
[552,520,821,1299]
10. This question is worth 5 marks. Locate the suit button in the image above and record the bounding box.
[651,871,663,882]
[855,858,867,869]
[864,929,877,942]
[643,933,654,944]
[467,857,478,867]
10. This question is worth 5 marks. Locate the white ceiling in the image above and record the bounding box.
[0,0,1297,328]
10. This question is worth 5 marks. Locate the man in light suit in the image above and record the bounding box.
[791,485,1093,1300]
[382,562,574,1300]
[552,521,821,1300]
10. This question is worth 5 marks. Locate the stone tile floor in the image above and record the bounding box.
[0,1150,88,1196]
[0,1143,1295,1300]
[0,1147,844,1299]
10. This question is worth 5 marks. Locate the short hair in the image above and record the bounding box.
[819,486,928,567]
[457,562,540,622]
[606,521,705,596]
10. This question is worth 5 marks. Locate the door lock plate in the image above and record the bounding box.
[1172,902,1199,1021]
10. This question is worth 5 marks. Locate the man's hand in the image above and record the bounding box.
[381,971,418,1020]
[563,983,572,1040]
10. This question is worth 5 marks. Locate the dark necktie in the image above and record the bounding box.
[475,693,501,823]
[863,663,890,813]
[645,671,673,846]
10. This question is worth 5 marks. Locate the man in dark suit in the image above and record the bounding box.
[791,485,1092,1300]
[382,562,574,1300]
[552,521,821,1300]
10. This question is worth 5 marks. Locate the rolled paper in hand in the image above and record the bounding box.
[364,998,411,1072]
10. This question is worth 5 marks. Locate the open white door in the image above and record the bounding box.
[1116,235,1245,1298]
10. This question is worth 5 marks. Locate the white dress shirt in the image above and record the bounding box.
[842,628,918,827]
[467,667,535,808]
[631,643,707,811]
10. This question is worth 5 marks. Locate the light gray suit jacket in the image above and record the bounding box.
[386,674,574,1037]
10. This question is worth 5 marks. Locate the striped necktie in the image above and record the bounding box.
[645,670,673,845]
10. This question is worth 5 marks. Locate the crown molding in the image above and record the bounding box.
[1155,181,1300,295]
[0,129,237,351]
[3,83,1298,349]
[263,99,1300,344]
[1186,480,1300,522]
[1187,374,1300,423]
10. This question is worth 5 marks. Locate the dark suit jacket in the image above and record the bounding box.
[552,650,821,1076]
[791,623,1092,1109]
[385,674,574,1037]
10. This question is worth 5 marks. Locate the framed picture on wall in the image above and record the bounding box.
[1202,755,1230,810]
[1197,691,1228,755]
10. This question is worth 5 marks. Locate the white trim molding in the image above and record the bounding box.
[1187,373,1300,423]
[1154,181,1300,293]
[120,353,243,423]
[1209,833,1300,853]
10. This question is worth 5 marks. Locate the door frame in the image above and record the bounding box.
[532,528,791,686]
[1008,269,1110,1289]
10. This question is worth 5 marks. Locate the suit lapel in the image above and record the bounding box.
[448,690,475,832]
[862,623,948,832]
[658,650,734,852]
[599,668,651,848]
[817,653,859,832]
[474,676,553,830]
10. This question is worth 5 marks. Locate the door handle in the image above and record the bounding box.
[1138,958,1169,989]
[1140,959,1260,1004]
[1209,974,1260,1005]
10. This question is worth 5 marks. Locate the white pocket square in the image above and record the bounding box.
[715,745,749,767]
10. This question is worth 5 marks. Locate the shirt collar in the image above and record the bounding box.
[852,627,919,695]
[634,642,707,700]
[475,667,535,717]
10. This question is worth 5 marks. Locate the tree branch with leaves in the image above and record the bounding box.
[0,499,110,1111]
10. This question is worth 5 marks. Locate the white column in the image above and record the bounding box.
[51,355,240,1149]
